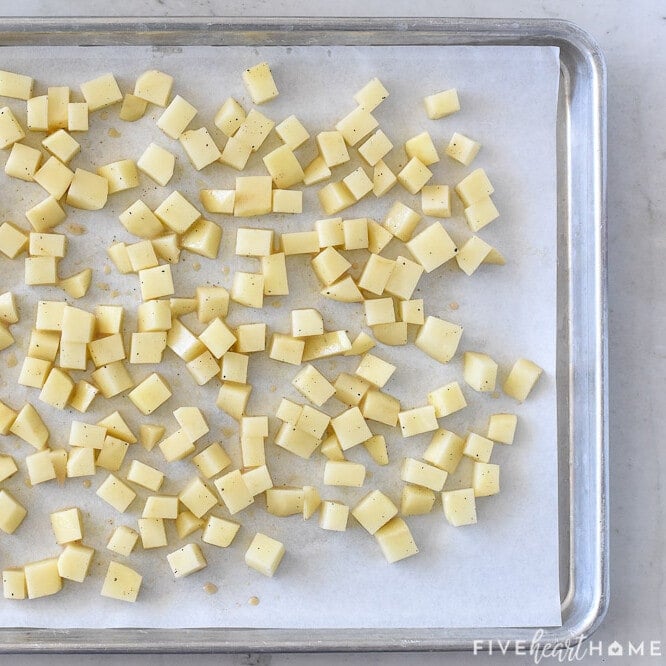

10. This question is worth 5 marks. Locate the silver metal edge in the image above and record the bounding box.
[0,16,608,653]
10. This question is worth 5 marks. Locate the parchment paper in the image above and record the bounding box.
[0,44,561,628]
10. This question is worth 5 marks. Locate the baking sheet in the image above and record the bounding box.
[0,44,561,629]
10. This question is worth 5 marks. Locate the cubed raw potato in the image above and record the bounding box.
[243,61,279,104]
[18,356,53,389]
[324,460,366,487]
[0,490,27,533]
[316,131,349,167]
[275,114,309,149]
[261,252,289,296]
[234,108,275,149]
[272,189,302,214]
[28,329,60,361]
[142,495,179,519]
[274,422,320,458]
[335,106,378,146]
[383,201,421,242]
[0,69,33,99]
[405,131,439,166]
[138,265,174,301]
[66,447,95,478]
[364,297,395,326]
[91,360,135,398]
[59,268,92,299]
[97,159,139,194]
[303,154,331,185]
[153,235,181,264]
[442,489,477,526]
[107,525,139,557]
[296,405,330,439]
[358,129,393,166]
[320,433,345,461]
[27,94,48,131]
[472,462,500,497]
[421,185,451,218]
[59,341,87,371]
[0,454,18,482]
[374,517,418,563]
[242,466,273,497]
[292,364,335,407]
[397,157,432,195]
[424,88,460,119]
[415,316,463,364]
[107,242,132,273]
[354,77,389,111]
[133,69,173,106]
[119,93,148,121]
[56,543,94,583]
[319,501,349,532]
[291,308,324,338]
[101,561,142,602]
[96,474,136,513]
[263,144,304,188]
[219,135,252,170]
[446,132,481,165]
[0,221,28,257]
[334,372,370,406]
[245,532,285,576]
[0,401,17,435]
[39,368,75,409]
[455,168,494,206]
[10,403,49,450]
[363,434,389,465]
[175,511,204,539]
[47,86,69,131]
[355,353,396,388]
[341,217,368,250]
[41,130,79,165]
[398,406,438,438]
[158,428,195,462]
[398,298,425,325]
[401,457,447,491]
[127,460,164,492]
[24,558,62,599]
[318,181,355,215]
[80,73,122,111]
[138,517,167,549]
[265,486,303,516]
[301,485,321,520]
[311,247,351,286]
[331,407,372,450]
[351,490,398,534]
[88,333,126,367]
[230,271,264,308]
[0,106,25,148]
[314,217,343,247]
[186,351,220,387]
[343,169,375,202]
[167,319,206,361]
[128,373,171,415]
[241,436,265,468]
[427,382,467,418]
[236,227,273,257]
[98,413,135,444]
[199,189,235,213]
[203,515,240,547]
[487,413,518,444]
[196,317,236,359]
[361,389,401,427]
[503,358,543,401]
[195,286,229,324]
[68,380,99,413]
[219,351,247,383]
[157,94,197,139]
[456,236,495,275]
[373,159,397,197]
[5,142,42,181]
[463,351,498,392]
[137,143,176,187]
[463,432,495,463]
[405,222,457,273]
[66,168,108,210]
[50,508,83,545]
[24,256,58,285]
[154,190,200,233]
[358,254,395,295]
[401,484,436,516]
[276,398,303,424]
[301,330,352,361]
[269,333,305,365]
[213,470,254,515]
[180,127,221,170]
[214,97,245,136]
[234,176,273,217]
[25,195,66,232]
[3,569,26,600]
[179,477,218,518]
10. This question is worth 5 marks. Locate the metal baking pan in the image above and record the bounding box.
[0,16,607,653]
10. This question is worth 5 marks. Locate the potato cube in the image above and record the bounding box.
[361,435,387,466]
[333,373,370,407]
[154,190,200,234]
[80,72,121,111]
[126,460,164,492]
[28,329,59,362]
[24,558,61,599]
[446,132,481,165]
[216,382,252,421]
[3,569,26,600]
[142,495,179,520]
[311,247,351,286]
[41,130,79,165]
[25,195,66,232]
[272,189,302,214]
[128,373,171,415]
[241,436,265,468]
[180,127,221,170]
[398,406,438,438]
[488,413,518,444]
[335,106,377,146]
[203,515,240,548]
[424,88,459,119]
[421,184,451,218]
[91,360,135,398]
[0,69,33,99]
[0,401,17,436]
[5,142,42,181]
[358,129,393,166]
[303,155,331,185]
[101,561,142,602]
[264,486,301,516]
[31,229,68,259]
[66,168,108,210]
[352,490,398,535]
[97,159,139,194]
[68,380,99,414]
[18,356,52,389]
[242,465,272,497]
[47,86,69,130]
[269,333,304,365]
[194,287,229,325]
[57,543,94,582]
[89,333,126,367]
[219,351,247,383]
[398,299,425,325]
[343,169,373,202]
[370,323,405,348]
[67,102,88,131]
[138,517,167,549]
[274,422,320,459]
[301,330,352,361]
[373,159,397,197]
[132,69,173,106]
[442,489,477,527]
[292,364,335,406]
[275,398,303,424]
[186,351,220,385]
[214,469,254,515]
[174,511,203,540]
[275,113,309,149]
[158,428,195,462]
[401,457,447,491]
[59,268,92,299]
[96,413,134,446]
[354,78,389,111]
[423,428,465,474]
[0,221,28,257]
[316,131,349,167]
[230,271,264,308]
[358,254,395,296]
[415,316,463,364]
[138,265,174,301]
[27,94,48,131]
[463,351,498,392]
[197,317,236,359]
[331,407,372,450]
[318,181,355,215]
[295,405,329,439]
[407,132,439,166]
[401,484,436,516]
[455,168,494,206]
[39,367,75,409]
[263,144,304,188]
[0,490,27,533]
[503,358,543,401]
[314,217,343,248]
[25,256,58,286]
[320,433,345,461]
[261,252,289,296]
[0,106,25,148]
[157,94,197,139]
[290,309,323,339]
[236,228,273,258]
[243,62,279,104]
[119,93,147,121]
[179,477,218,518]
[10,403,49,450]
[472,462,500,497]
[167,319,206,361]
[427,382,467,418]
[0,292,17,326]
[456,235,494,275]
[245,533,285,577]
[219,135,252,170]
[199,190,234,216]
[0,454,17,482]
[319,501,349,532]
[234,176,273,217]
[324,460,366,487]
[364,297,395,326]
[106,525,139,557]
[361,389,400,427]
[214,97,245,136]
[463,432,495,463]
[383,201,421,242]
[355,353,396,388]
[136,143,176,188]
[66,447,95,478]
[96,474,136,513]
[375,517,419,563]
[405,222,457,273]
[397,157,432,195]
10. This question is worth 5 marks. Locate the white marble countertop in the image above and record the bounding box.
[2,1,664,664]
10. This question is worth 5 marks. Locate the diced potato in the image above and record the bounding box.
[176,511,204,539]
[301,330,352,361]
[330,407,372,450]
[68,380,99,414]
[0,490,27,533]
[397,157,432,195]
[27,94,48,131]
[272,189,302,214]
[463,351,498,392]
[241,436,265,468]
[134,69,173,106]
[18,356,53,389]
[128,373,171,415]
[342,217,369,250]
[446,132,481,165]
[421,185,451,218]
[157,94,197,139]
[334,372,370,406]
[47,86,69,131]
[487,413,518,444]
[355,353,396,388]
[424,88,460,119]
[59,268,92,299]
[398,406,438,438]
[3,569,26,600]
[427,382,467,418]
[503,358,543,401]
[364,297,395,327]
[137,143,176,187]
[455,168,494,206]
[213,470,254,515]
[179,477,217,518]
[138,265,174,301]
[97,159,139,194]
[91,360,135,398]
[159,428,195,462]
[231,271,264,308]
[214,97,245,137]
[292,364,335,406]
[351,490,397,534]
[138,517,167,549]
[96,474,136,513]
[10,403,49,450]
[323,460,366,487]
[383,201,421,242]
[274,422,320,459]
[311,247,351,286]
[143,495,179,519]
[442,489,477,526]
[296,405,330,439]
[318,181,355,215]
[0,454,18,482]
[456,235,495,275]
[25,195,66,232]
[0,400,18,435]
[263,144,304,188]
[180,127,221,170]
[24,558,62,599]
[275,114,309,149]
[56,543,94,583]
[319,500,349,532]
[154,190,201,233]
[80,73,122,111]
[415,316,463,364]
[405,222,457,273]
[405,131,439,166]
[243,62,279,104]
[241,464,273,496]
[269,333,305,365]
[472,462,500,497]
[260,252,289,297]
[358,129,393,166]
[50,507,82,544]
[127,460,164,492]
[401,457,446,491]
[234,176,273,217]
[5,142,42,181]
[98,411,136,444]
[374,517,418,563]
[463,432,495,463]
[303,154,331,185]
[373,159,397,197]
[39,368,75,409]
[245,532,285,576]
[361,389,400,427]
[24,256,58,286]
[320,433,345,461]
[363,434,388,465]
[101,561,142,602]
[193,442,231,479]
[107,525,139,557]
[400,484,436,516]
[233,108,275,153]
[316,131,349,167]
[0,69,33,100]
[66,447,95,478]
[0,221,28,257]
[291,308,324,337]
[354,78,389,111]
[0,106,25,149]
[202,515,240,547]
[265,486,303,516]
[199,189,235,213]
[336,106,378,146]
[119,93,148,121]
[26,449,56,485]
[66,168,108,210]
[358,254,395,295]
[303,485,321,520]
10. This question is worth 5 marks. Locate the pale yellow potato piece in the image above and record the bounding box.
[401,457,447,491]
[319,500,349,532]
[442,489,477,526]
[463,351,498,392]
[398,407,438,438]
[245,533,285,576]
[243,62,279,104]
[101,561,142,602]
[374,517,419,564]
[503,358,543,401]
[24,558,62,599]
